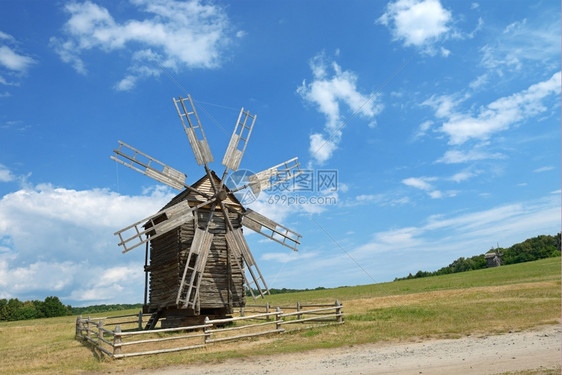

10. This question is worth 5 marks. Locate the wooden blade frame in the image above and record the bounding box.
[241,208,302,251]
[247,157,302,195]
[174,95,214,166]
[176,227,214,309]
[114,199,212,253]
[112,141,187,191]
[222,108,256,172]
[177,200,219,309]
[225,229,269,298]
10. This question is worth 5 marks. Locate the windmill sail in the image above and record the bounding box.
[114,200,199,253]
[247,157,302,194]
[177,227,214,309]
[225,229,269,297]
[174,95,214,165]
[112,141,187,191]
[241,209,302,251]
[222,108,256,172]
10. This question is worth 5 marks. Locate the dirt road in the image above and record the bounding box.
[137,325,560,375]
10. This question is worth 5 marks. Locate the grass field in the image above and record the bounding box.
[0,257,559,374]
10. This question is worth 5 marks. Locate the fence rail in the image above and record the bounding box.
[75,300,343,359]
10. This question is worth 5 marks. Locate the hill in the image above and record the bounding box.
[396,233,560,280]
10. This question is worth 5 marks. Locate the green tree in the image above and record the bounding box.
[0,299,7,320]
[41,296,69,318]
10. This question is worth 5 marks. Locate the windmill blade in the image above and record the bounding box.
[247,157,302,195]
[114,199,207,254]
[222,108,256,172]
[214,201,259,300]
[225,229,269,298]
[173,95,214,165]
[241,209,302,251]
[177,201,218,309]
[112,141,187,191]
[176,227,214,309]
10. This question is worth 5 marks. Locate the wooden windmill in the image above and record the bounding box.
[111,95,302,328]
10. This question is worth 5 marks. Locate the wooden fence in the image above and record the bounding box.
[75,301,343,359]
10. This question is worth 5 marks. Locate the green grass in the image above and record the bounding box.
[260,255,560,305]
[0,257,559,374]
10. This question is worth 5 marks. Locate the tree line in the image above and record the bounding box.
[70,303,143,315]
[395,233,561,281]
[0,296,71,321]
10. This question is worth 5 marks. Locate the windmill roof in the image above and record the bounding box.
[161,170,244,211]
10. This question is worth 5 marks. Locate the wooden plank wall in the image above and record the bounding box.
[149,209,246,312]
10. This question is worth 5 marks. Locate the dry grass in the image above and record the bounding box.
[0,257,559,374]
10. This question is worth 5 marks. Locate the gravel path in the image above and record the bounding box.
[139,325,561,375]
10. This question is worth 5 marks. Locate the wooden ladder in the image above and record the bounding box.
[176,247,201,309]
[176,228,213,309]
[144,309,162,330]
[176,264,199,308]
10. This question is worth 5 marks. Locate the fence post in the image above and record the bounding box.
[203,316,210,344]
[98,320,104,349]
[86,316,91,341]
[138,310,143,330]
[296,301,302,321]
[335,300,343,323]
[76,315,83,338]
[275,307,283,333]
[266,302,270,321]
[113,325,122,357]
[240,306,245,317]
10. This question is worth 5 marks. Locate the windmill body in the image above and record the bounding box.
[111,95,303,329]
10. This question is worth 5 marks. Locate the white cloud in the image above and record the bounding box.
[428,190,443,198]
[402,176,445,199]
[449,170,478,183]
[424,195,560,235]
[480,16,559,76]
[374,226,420,246]
[0,183,175,303]
[342,192,410,208]
[414,119,434,138]
[503,19,527,34]
[469,73,489,90]
[402,176,436,191]
[377,0,452,54]
[0,259,75,297]
[438,72,560,145]
[439,47,450,57]
[282,194,560,288]
[0,31,36,87]
[437,148,505,164]
[0,164,15,182]
[261,251,316,264]
[351,194,560,271]
[422,93,462,118]
[308,133,338,165]
[298,53,383,164]
[0,46,35,72]
[50,0,234,90]
[356,194,380,202]
[533,166,554,173]
[65,263,142,304]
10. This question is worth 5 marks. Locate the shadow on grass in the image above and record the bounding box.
[75,335,110,361]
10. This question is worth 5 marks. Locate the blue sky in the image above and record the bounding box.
[0,0,559,306]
